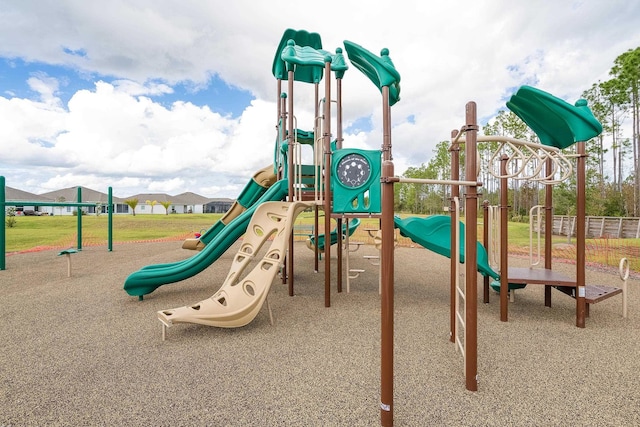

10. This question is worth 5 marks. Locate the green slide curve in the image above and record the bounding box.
[181,165,276,251]
[123,180,289,298]
[394,215,499,280]
[307,218,361,252]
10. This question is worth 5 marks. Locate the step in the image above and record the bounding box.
[584,285,623,304]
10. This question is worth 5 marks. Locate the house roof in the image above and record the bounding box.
[123,192,233,205]
[174,191,212,204]
[125,192,204,205]
[5,186,53,202]
[4,184,233,206]
[206,198,235,204]
[39,186,125,203]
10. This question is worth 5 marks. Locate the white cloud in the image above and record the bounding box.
[111,80,174,97]
[0,0,638,198]
[26,73,63,106]
[0,80,276,197]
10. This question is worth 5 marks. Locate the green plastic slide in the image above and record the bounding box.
[123,180,289,298]
[183,165,276,250]
[307,218,361,252]
[394,215,499,280]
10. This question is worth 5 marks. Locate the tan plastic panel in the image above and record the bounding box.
[158,201,310,329]
[253,164,278,187]
[181,238,205,251]
[219,201,246,225]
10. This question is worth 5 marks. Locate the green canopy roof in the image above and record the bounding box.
[272,29,348,84]
[343,40,401,106]
[506,85,602,149]
[272,29,324,83]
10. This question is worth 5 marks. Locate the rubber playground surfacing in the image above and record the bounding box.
[1,240,639,426]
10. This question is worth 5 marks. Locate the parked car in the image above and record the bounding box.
[22,210,42,216]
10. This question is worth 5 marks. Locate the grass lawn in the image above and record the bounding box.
[4,214,222,252]
[4,211,638,272]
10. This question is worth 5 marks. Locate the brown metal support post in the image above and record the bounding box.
[287,70,295,296]
[544,158,553,306]
[288,224,295,295]
[276,92,293,286]
[499,155,509,322]
[279,92,287,180]
[337,217,343,293]
[276,79,282,128]
[380,161,395,427]
[336,75,343,293]
[315,82,319,126]
[464,102,478,392]
[314,83,320,273]
[449,130,460,343]
[380,85,394,427]
[336,73,349,292]
[287,70,295,201]
[576,142,587,327]
[337,78,343,150]
[482,200,490,304]
[314,205,319,272]
[323,59,332,308]
[282,251,288,284]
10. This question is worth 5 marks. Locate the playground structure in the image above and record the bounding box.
[0,178,114,270]
[475,86,626,328]
[119,28,629,427]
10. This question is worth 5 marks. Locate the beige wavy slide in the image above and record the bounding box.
[158,201,311,338]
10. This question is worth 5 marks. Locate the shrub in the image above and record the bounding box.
[6,207,17,228]
[509,214,529,223]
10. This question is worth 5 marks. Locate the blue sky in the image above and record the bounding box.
[1,58,254,117]
[1,0,639,198]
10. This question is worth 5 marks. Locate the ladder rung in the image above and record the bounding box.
[456,312,465,327]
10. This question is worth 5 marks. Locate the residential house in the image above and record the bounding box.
[5,186,53,215]
[125,193,175,215]
[124,192,213,214]
[4,184,233,216]
[174,192,216,214]
[39,186,128,215]
[205,198,234,213]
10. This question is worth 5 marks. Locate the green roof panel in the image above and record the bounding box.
[507,86,603,149]
[272,29,324,83]
[343,40,401,106]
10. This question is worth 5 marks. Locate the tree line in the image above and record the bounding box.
[396,47,640,219]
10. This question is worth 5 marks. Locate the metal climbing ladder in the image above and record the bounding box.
[452,197,466,363]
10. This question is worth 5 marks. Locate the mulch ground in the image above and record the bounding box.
[1,240,638,426]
